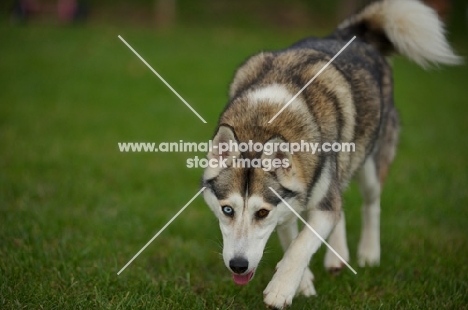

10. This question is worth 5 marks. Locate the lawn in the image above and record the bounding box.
[0,24,467,309]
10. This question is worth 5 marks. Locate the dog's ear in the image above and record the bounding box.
[261,137,303,191]
[204,125,240,180]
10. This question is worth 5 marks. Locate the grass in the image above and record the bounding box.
[0,23,467,309]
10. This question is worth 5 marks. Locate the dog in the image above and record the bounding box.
[201,0,461,308]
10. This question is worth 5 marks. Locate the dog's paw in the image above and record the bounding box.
[296,268,316,297]
[274,259,283,272]
[324,246,349,275]
[357,239,380,267]
[263,277,296,309]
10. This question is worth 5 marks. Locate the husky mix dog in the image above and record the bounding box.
[202,0,461,308]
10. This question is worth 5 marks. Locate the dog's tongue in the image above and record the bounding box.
[232,270,254,285]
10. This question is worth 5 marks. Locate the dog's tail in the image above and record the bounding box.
[336,0,462,68]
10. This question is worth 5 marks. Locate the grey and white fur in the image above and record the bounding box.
[202,0,461,308]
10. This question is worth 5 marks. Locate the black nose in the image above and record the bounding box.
[229,257,249,274]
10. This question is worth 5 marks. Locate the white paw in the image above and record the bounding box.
[296,268,316,297]
[358,238,380,267]
[263,259,302,309]
[263,280,295,309]
[324,245,349,274]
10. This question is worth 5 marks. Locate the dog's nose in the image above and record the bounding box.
[229,257,249,274]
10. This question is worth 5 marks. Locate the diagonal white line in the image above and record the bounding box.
[268,36,356,123]
[118,35,207,124]
[117,187,206,275]
[268,187,357,275]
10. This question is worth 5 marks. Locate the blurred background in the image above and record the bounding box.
[3,0,468,31]
[1,0,467,309]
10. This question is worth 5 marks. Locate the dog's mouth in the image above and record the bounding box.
[232,269,255,285]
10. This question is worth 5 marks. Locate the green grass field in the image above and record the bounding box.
[1,24,467,309]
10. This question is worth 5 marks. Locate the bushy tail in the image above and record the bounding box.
[337,0,462,68]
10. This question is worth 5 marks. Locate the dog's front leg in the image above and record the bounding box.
[277,218,317,297]
[263,210,339,309]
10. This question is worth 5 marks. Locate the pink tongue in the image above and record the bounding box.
[232,270,253,285]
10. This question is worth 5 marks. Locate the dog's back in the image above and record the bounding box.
[221,0,462,189]
[226,38,390,187]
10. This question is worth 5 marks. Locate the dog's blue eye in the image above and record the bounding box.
[221,205,234,216]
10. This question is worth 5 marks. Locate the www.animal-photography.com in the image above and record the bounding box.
[1,0,467,309]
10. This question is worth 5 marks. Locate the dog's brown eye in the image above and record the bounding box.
[256,209,270,219]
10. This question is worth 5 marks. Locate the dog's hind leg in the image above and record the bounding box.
[324,211,349,274]
[357,104,399,267]
[277,219,316,297]
[357,157,382,267]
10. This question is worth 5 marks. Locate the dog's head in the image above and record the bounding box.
[202,124,308,285]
